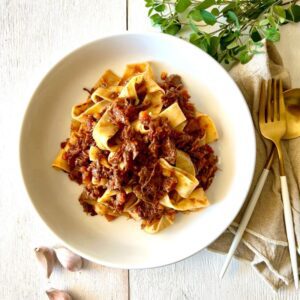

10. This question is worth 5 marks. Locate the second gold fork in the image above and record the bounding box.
[259,79,298,289]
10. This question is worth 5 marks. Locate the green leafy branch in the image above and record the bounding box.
[145,0,300,64]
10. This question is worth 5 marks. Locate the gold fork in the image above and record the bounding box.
[259,79,299,289]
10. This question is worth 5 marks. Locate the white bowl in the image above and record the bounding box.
[20,32,256,269]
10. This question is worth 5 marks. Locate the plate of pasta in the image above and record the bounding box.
[20,33,256,268]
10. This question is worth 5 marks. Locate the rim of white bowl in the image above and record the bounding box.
[19,32,256,269]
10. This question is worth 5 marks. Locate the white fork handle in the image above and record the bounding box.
[219,169,269,278]
[280,176,299,289]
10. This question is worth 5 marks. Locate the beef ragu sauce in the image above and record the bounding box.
[62,74,218,225]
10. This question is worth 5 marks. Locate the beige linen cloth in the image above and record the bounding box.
[208,41,300,291]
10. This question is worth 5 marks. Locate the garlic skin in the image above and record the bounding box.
[54,247,83,272]
[46,289,72,300]
[34,247,56,278]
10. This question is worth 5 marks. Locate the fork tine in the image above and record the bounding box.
[273,79,278,121]
[278,79,285,120]
[267,80,273,122]
[259,80,266,124]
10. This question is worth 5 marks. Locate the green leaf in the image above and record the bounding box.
[221,31,235,42]
[189,33,208,51]
[150,14,163,25]
[208,36,220,56]
[232,44,247,55]
[227,40,239,49]
[204,33,211,44]
[227,11,240,29]
[286,5,300,22]
[273,5,285,20]
[163,23,181,35]
[175,0,191,13]
[196,0,215,10]
[248,0,276,19]
[161,19,169,27]
[259,19,269,26]
[222,3,236,14]
[148,7,154,17]
[189,33,200,44]
[196,39,209,52]
[251,29,262,42]
[190,9,203,22]
[189,19,200,33]
[267,15,276,28]
[220,31,236,49]
[145,0,288,65]
[237,45,247,52]
[200,10,217,25]
[145,0,153,8]
[211,8,219,16]
[265,27,280,42]
[154,4,165,12]
[239,51,253,64]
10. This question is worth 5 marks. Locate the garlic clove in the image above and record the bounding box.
[34,247,56,278]
[54,247,83,272]
[46,288,72,300]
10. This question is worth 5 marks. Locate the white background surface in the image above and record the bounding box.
[0,1,300,299]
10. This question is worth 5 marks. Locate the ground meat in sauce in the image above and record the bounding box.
[79,191,97,216]
[159,74,196,119]
[62,74,218,225]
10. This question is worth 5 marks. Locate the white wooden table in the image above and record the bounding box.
[1,1,299,299]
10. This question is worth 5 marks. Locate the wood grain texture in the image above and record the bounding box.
[0,1,127,299]
[128,0,154,32]
[1,0,300,299]
[130,249,300,300]
[128,1,300,299]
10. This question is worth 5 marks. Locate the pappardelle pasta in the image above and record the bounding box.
[53,62,218,233]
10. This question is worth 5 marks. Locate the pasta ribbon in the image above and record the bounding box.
[97,189,117,204]
[159,102,186,128]
[71,100,93,121]
[52,148,69,172]
[160,188,209,211]
[94,203,119,218]
[92,177,108,187]
[89,145,110,168]
[79,191,97,206]
[92,109,119,151]
[97,187,132,204]
[175,120,187,132]
[119,74,144,104]
[120,62,153,85]
[119,62,163,105]
[197,112,218,144]
[89,145,99,162]
[132,90,164,133]
[144,77,164,94]
[72,100,111,122]
[52,133,79,172]
[93,69,121,90]
[91,86,123,102]
[144,91,164,115]
[123,198,141,221]
[159,158,198,198]
[175,149,195,176]
[70,119,81,133]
